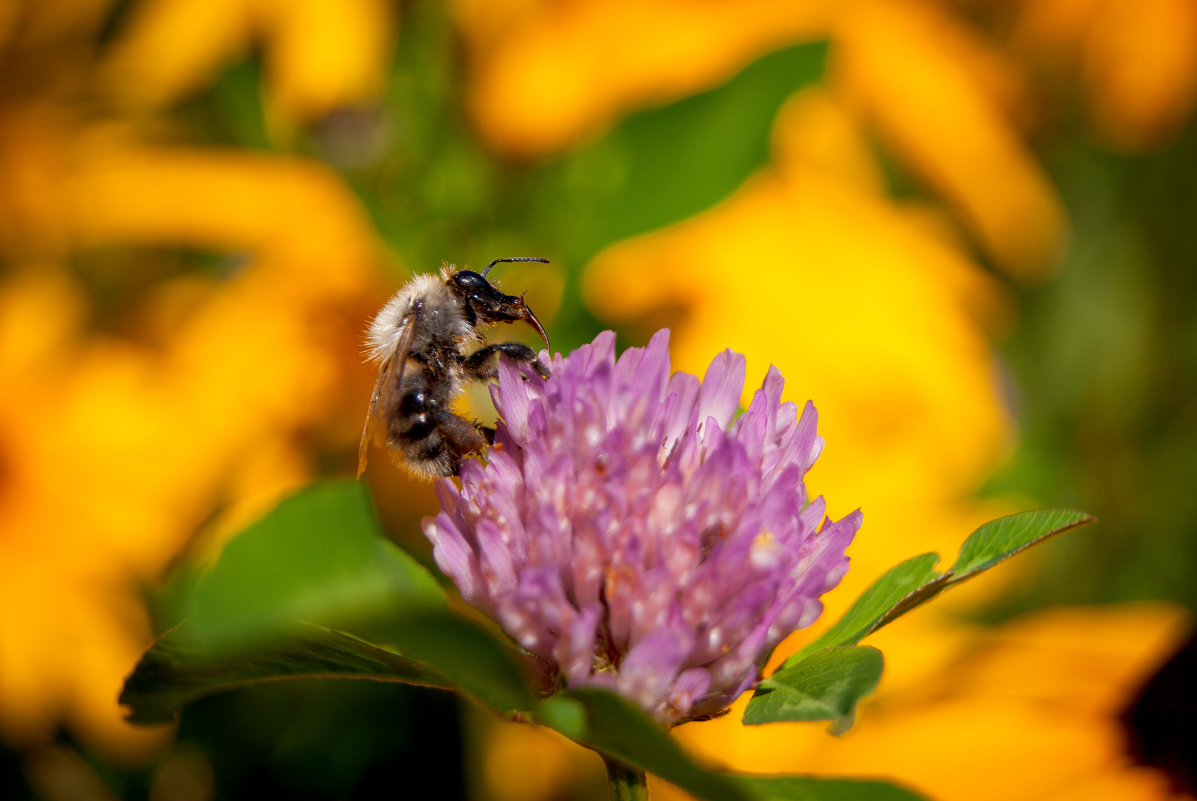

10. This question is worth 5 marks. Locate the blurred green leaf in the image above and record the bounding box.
[120,622,449,725]
[122,608,536,725]
[126,482,538,722]
[744,646,883,727]
[536,688,753,801]
[739,775,929,801]
[535,688,928,801]
[383,609,537,715]
[547,40,828,262]
[783,510,1095,666]
[186,481,445,650]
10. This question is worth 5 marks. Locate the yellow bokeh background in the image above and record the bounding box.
[1,0,1193,799]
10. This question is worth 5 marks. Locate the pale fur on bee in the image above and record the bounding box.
[358,258,551,480]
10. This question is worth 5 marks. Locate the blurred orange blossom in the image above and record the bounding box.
[454,0,1197,279]
[99,0,394,137]
[1007,0,1197,151]
[0,168,383,761]
[0,0,393,761]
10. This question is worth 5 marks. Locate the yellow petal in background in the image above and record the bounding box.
[1011,0,1197,151]
[1078,0,1197,151]
[256,0,395,134]
[0,106,82,254]
[99,0,253,109]
[480,720,604,801]
[452,0,832,158]
[61,141,381,293]
[101,0,395,133]
[0,272,170,761]
[0,125,386,757]
[0,259,380,759]
[834,0,1067,280]
[0,554,170,763]
[770,88,888,198]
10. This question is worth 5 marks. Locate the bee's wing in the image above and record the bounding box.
[357,310,419,477]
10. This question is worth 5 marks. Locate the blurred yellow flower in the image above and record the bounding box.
[449,0,832,159]
[451,0,1068,279]
[832,0,1066,280]
[454,0,1197,278]
[0,0,392,759]
[0,271,172,760]
[662,603,1192,801]
[1010,0,1197,151]
[99,0,394,135]
[0,245,380,763]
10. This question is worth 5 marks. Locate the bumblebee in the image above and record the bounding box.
[358,257,551,479]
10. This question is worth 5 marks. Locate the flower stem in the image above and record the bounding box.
[603,754,649,801]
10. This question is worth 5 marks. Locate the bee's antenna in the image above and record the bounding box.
[480,256,549,277]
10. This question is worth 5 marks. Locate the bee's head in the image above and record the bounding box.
[449,259,550,350]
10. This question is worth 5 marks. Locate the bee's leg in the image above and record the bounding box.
[436,411,489,451]
[477,425,497,445]
[426,409,490,475]
[464,342,551,380]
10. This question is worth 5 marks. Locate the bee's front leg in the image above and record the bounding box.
[464,342,551,380]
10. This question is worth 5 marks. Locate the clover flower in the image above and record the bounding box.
[424,330,862,724]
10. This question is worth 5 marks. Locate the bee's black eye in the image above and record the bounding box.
[451,271,490,294]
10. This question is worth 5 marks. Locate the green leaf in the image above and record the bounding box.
[122,609,536,725]
[185,480,445,651]
[382,609,537,715]
[780,510,1095,665]
[119,622,449,725]
[949,508,1095,578]
[536,689,753,801]
[534,688,929,801]
[738,775,929,801]
[549,40,828,262]
[872,508,1096,631]
[791,554,942,662]
[748,510,1094,727]
[124,481,539,721]
[743,646,883,727]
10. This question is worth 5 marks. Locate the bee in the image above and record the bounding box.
[358,257,552,479]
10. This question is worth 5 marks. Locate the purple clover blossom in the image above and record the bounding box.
[423,330,862,725]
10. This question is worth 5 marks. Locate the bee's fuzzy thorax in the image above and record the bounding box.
[365,273,462,364]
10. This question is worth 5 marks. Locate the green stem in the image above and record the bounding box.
[603,754,649,801]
